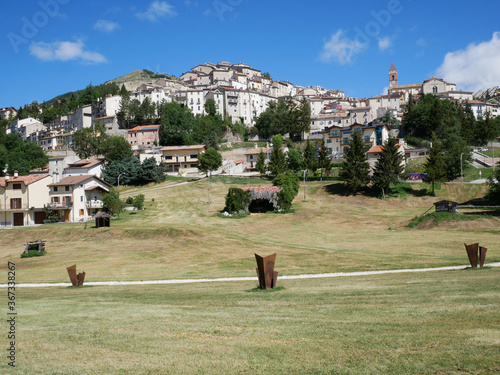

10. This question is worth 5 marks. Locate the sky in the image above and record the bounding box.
[1,0,500,109]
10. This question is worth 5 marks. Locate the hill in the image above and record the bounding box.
[45,69,178,105]
[104,69,178,92]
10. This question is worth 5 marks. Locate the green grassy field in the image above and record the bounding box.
[1,179,499,373]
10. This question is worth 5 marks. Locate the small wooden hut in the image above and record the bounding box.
[95,212,112,228]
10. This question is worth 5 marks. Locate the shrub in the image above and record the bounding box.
[21,250,47,258]
[273,173,299,210]
[126,197,134,204]
[133,194,145,210]
[224,188,251,214]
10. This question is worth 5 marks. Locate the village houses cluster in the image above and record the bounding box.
[1,62,499,226]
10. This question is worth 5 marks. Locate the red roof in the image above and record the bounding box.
[241,186,281,193]
[0,174,50,187]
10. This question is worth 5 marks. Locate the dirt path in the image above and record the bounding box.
[2,262,499,288]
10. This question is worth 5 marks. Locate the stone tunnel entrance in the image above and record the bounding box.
[248,198,275,213]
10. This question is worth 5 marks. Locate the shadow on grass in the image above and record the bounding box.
[245,286,285,293]
[325,182,430,198]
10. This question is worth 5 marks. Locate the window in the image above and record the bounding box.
[13,183,22,190]
[165,155,173,160]
[54,187,58,192]
[81,196,84,202]
[79,209,84,216]
[65,186,70,192]
[327,139,332,143]
[190,154,198,159]
[190,164,198,168]
[10,198,22,209]
[365,136,371,143]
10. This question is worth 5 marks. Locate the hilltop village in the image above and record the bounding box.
[1,61,499,226]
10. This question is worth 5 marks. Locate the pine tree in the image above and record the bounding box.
[339,132,369,195]
[372,137,404,198]
[424,132,447,196]
[317,139,332,181]
[255,149,267,177]
[269,134,287,176]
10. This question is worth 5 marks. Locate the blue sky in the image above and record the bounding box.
[1,0,500,109]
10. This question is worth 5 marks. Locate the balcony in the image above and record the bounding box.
[87,200,104,209]
[47,201,73,209]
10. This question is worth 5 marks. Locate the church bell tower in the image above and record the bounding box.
[389,62,398,88]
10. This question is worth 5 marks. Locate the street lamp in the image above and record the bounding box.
[303,169,307,201]
[460,153,464,183]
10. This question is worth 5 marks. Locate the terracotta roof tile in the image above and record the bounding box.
[0,174,51,187]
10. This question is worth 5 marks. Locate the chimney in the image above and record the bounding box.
[13,170,18,177]
[5,173,9,181]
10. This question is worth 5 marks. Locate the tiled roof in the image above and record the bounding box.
[241,186,281,193]
[0,174,50,187]
[66,158,103,169]
[160,145,206,151]
[128,124,160,132]
[48,174,111,187]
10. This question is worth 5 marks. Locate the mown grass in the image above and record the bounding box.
[1,180,498,284]
[1,178,499,373]
[1,269,499,374]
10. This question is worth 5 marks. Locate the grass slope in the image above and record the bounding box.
[1,179,499,373]
[2,269,499,374]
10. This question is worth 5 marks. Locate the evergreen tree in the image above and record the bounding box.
[317,139,332,181]
[286,148,303,173]
[268,134,287,176]
[339,132,370,195]
[372,137,404,198]
[424,132,447,196]
[255,149,267,177]
[302,139,317,174]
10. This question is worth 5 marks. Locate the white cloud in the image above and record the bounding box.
[435,32,500,92]
[416,38,426,47]
[94,19,120,33]
[29,40,107,64]
[320,30,367,64]
[136,1,177,22]
[378,37,391,51]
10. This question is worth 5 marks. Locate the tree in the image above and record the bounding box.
[198,147,222,203]
[287,148,303,173]
[273,173,299,210]
[485,163,500,204]
[440,127,470,180]
[140,157,166,184]
[316,139,332,181]
[99,136,133,163]
[72,122,108,159]
[302,139,317,176]
[339,132,370,195]
[102,188,123,218]
[159,101,196,146]
[424,132,447,196]
[255,149,267,177]
[133,194,145,210]
[103,156,143,186]
[372,137,404,198]
[268,134,287,176]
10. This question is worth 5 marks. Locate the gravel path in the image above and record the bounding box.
[2,262,499,288]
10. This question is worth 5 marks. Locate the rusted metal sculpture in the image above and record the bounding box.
[479,246,488,268]
[464,243,488,268]
[66,265,86,287]
[255,253,278,289]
